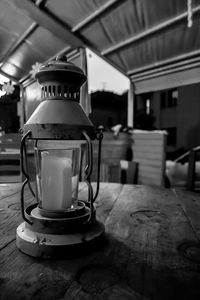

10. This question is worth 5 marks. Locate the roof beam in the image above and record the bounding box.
[0,0,47,66]
[72,0,122,32]
[13,0,83,48]
[129,49,200,78]
[132,61,200,84]
[102,5,200,56]
[0,23,38,66]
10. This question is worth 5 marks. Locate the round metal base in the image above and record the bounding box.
[16,220,105,259]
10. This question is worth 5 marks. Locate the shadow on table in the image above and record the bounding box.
[1,233,200,300]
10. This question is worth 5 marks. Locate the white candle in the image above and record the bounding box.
[41,151,72,211]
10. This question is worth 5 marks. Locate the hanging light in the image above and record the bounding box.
[16,55,104,258]
[187,0,193,28]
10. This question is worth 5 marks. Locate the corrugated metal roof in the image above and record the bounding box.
[0,0,200,87]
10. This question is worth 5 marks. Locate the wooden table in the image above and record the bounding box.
[1,183,200,300]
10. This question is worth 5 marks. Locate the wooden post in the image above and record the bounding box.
[128,81,134,127]
[187,149,196,191]
[80,47,91,116]
[19,85,26,127]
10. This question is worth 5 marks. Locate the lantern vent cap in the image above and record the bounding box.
[35,55,86,87]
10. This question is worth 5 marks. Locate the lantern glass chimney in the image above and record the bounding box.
[35,142,81,214]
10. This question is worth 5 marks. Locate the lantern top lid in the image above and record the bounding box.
[23,54,95,140]
[35,55,87,88]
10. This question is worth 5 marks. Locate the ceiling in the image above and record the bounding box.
[0,0,200,91]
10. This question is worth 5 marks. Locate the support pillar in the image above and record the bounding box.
[127,81,134,128]
[80,47,91,116]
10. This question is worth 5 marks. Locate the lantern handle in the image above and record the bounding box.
[20,131,33,225]
[82,131,94,223]
[82,130,103,203]
[82,131,93,179]
[84,179,94,223]
[20,131,35,197]
[93,130,103,202]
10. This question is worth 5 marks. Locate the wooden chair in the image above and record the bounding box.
[187,147,200,191]
[97,162,121,183]
[0,133,20,151]
[0,152,21,183]
[120,160,138,184]
[132,130,166,186]
[92,160,138,184]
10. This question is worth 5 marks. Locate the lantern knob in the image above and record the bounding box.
[55,55,68,62]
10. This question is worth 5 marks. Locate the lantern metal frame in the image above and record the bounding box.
[19,129,103,224]
[16,56,105,258]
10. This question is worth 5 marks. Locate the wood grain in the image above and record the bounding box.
[133,131,166,186]
[105,185,200,300]
[0,183,200,300]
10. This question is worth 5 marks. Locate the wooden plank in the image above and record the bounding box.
[138,171,164,186]
[138,176,160,185]
[138,176,160,186]
[139,173,162,181]
[173,189,200,240]
[0,184,200,299]
[0,152,20,160]
[133,132,166,186]
[133,150,163,160]
[133,133,166,140]
[136,164,163,186]
[133,145,164,154]
[0,165,20,171]
[137,177,162,187]
[0,185,34,251]
[133,139,163,147]
[105,185,200,300]
[0,183,21,199]
[138,172,160,180]
[135,158,163,167]
[0,152,21,183]
[138,165,162,175]
[0,176,21,183]
[78,182,123,223]
[0,183,127,300]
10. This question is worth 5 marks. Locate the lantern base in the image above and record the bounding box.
[16,220,105,259]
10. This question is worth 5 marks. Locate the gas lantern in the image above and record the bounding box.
[16,55,104,258]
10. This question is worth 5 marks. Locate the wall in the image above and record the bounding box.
[0,85,20,133]
[89,91,127,129]
[151,92,161,128]
[146,82,200,153]
[90,107,122,128]
[178,83,200,149]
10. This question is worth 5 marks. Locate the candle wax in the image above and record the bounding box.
[41,151,72,211]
